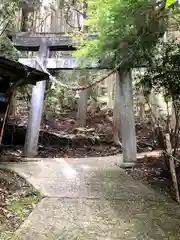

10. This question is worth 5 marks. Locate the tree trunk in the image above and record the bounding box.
[9,90,17,118]
[76,76,88,127]
[149,90,160,122]
[113,72,121,146]
[21,9,29,31]
[89,86,98,114]
[23,40,49,157]
[170,102,176,131]
[165,133,180,204]
[138,88,145,123]
[118,68,137,166]
[76,1,88,127]
[107,73,114,109]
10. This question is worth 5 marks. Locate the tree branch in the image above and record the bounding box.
[0,19,11,37]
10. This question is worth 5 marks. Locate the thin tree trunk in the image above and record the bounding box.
[9,90,17,118]
[76,1,88,127]
[113,72,121,146]
[89,86,98,113]
[139,88,145,123]
[21,9,29,31]
[149,90,160,122]
[76,76,88,127]
[107,73,114,109]
[165,133,180,204]
[170,102,176,131]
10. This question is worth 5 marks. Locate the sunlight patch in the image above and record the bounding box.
[62,166,77,179]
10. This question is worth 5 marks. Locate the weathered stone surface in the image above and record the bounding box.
[4,157,164,200]
[15,198,180,240]
[1,156,180,240]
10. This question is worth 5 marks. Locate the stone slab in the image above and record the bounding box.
[3,158,166,201]
[1,156,179,240]
[15,198,180,240]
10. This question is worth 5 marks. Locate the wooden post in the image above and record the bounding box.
[23,39,49,157]
[117,68,137,167]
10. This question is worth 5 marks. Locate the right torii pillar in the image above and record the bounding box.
[117,68,137,167]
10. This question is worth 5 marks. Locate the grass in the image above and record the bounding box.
[0,168,42,239]
[9,195,40,218]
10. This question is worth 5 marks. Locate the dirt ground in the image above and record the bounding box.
[0,169,41,238]
[1,110,156,159]
[126,155,178,201]
[1,109,178,203]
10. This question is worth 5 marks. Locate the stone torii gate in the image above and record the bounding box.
[9,32,137,167]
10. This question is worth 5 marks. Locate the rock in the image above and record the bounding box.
[73,127,95,134]
[68,119,75,124]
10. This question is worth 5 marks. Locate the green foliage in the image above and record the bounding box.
[166,0,177,8]
[45,69,104,113]
[0,35,20,60]
[0,0,19,31]
[45,70,80,112]
[75,0,167,67]
[0,232,14,240]
[10,196,40,217]
[137,40,180,162]
[0,0,20,60]
[138,41,180,101]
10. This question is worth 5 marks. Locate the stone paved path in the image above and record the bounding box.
[2,155,180,240]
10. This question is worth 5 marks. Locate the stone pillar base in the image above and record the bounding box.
[117,162,136,168]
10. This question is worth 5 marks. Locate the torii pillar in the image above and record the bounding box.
[117,68,137,167]
[23,39,49,157]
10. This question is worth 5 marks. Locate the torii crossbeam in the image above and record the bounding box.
[9,32,137,166]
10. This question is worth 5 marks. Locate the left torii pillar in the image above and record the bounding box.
[24,39,49,157]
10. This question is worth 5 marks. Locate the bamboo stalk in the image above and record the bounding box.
[165,133,180,204]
